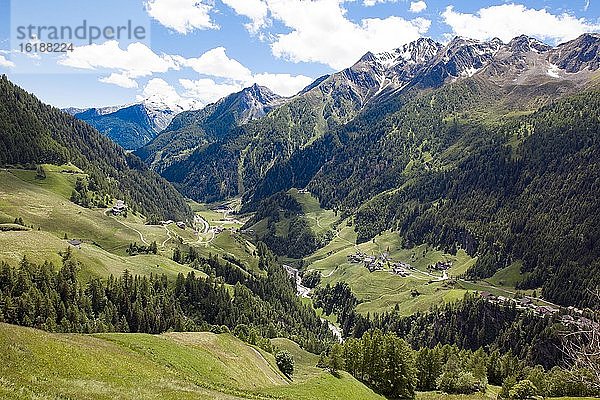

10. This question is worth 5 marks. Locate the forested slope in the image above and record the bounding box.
[0,75,191,220]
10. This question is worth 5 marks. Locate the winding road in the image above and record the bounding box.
[104,209,149,245]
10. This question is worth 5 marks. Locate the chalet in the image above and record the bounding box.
[176,221,186,229]
[535,305,559,315]
[347,253,366,263]
[431,261,452,271]
[479,291,497,301]
[518,297,533,307]
[366,261,383,272]
[160,220,174,226]
[68,239,82,248]
[112,200,127,215]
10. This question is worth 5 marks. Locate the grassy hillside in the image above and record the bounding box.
[306,230,480,316]
[0,167,196,279]
[0,323,383,400]
[0,75,191,221]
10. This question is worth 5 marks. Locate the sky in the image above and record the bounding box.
[0,0,598,109]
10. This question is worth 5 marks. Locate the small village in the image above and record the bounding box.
[478,291,597,329]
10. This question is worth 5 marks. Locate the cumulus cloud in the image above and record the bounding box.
[136,78,199,109]
[59,41,179,78]
[182,47,253,81]
[99,73,139,88]
[442,4,600,44]
[221,0,269,33]
[144,0,217,33]
[179,78,244,104]
[267,0,430,69]
[0,55,14,68]
[253,73,313,96]
[181,47,313,97]
[409,1,427,13]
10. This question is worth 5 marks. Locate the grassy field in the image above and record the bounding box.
[0,168,216,280]
[0,166,270,282]
[288,189,339,236]
[305,229,482,315]
[0,323,384,400]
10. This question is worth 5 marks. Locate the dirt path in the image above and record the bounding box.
[161,225,173,247]
[104,209,150,245]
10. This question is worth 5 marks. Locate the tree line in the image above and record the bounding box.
[0,243,334,353]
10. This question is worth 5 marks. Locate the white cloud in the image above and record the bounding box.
[253,73,313,96]
[182,47,253,81]
[0,55,14,68]
[137,78,201,110]
[267,0,431,69]
[221,0,269,33]
[442,4,600,44]
[144,0,217,34]
[59,41,179,78]
[179,78,244,104]
[99,73,139,88]
[363,0,398,6]
[183,48,313,97]
[585,0,590,12]
[409,1,427,13]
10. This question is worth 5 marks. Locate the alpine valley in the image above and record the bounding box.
[1,33,599,400]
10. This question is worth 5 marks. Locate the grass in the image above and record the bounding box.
[0,168,205,280]
[306,230,478,315]
[486,261,527,288]
[0,323,384,400]
[264,338,385,400]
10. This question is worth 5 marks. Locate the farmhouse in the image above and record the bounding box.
[112,200,127,215]
[479,291,497,301]
[535,305,559,315]
[430,261,452,271]
[518,297,533,307]
[67,239,82,248]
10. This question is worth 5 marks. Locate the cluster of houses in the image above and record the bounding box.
[347,252,385,272]
[391,262,415,277]
[477,291,595,325]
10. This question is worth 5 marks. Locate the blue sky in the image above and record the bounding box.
[0,0,598,109]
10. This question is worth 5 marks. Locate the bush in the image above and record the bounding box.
[437,371,480,394]
[509,379,537,399]
[275,350,294,377]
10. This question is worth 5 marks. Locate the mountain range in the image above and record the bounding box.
[136,33,599,201]
[52,33,600,308]
[66,95,202,150]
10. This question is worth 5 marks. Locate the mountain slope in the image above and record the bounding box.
[72,95,201,150]
[0,74,192,221]
[0,323,384,400]
[136,84,285,172]
[75,103,159,150]
[155,35,599,205]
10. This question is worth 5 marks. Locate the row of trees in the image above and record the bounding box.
[0,243,335,353]
[326,329,599,399]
